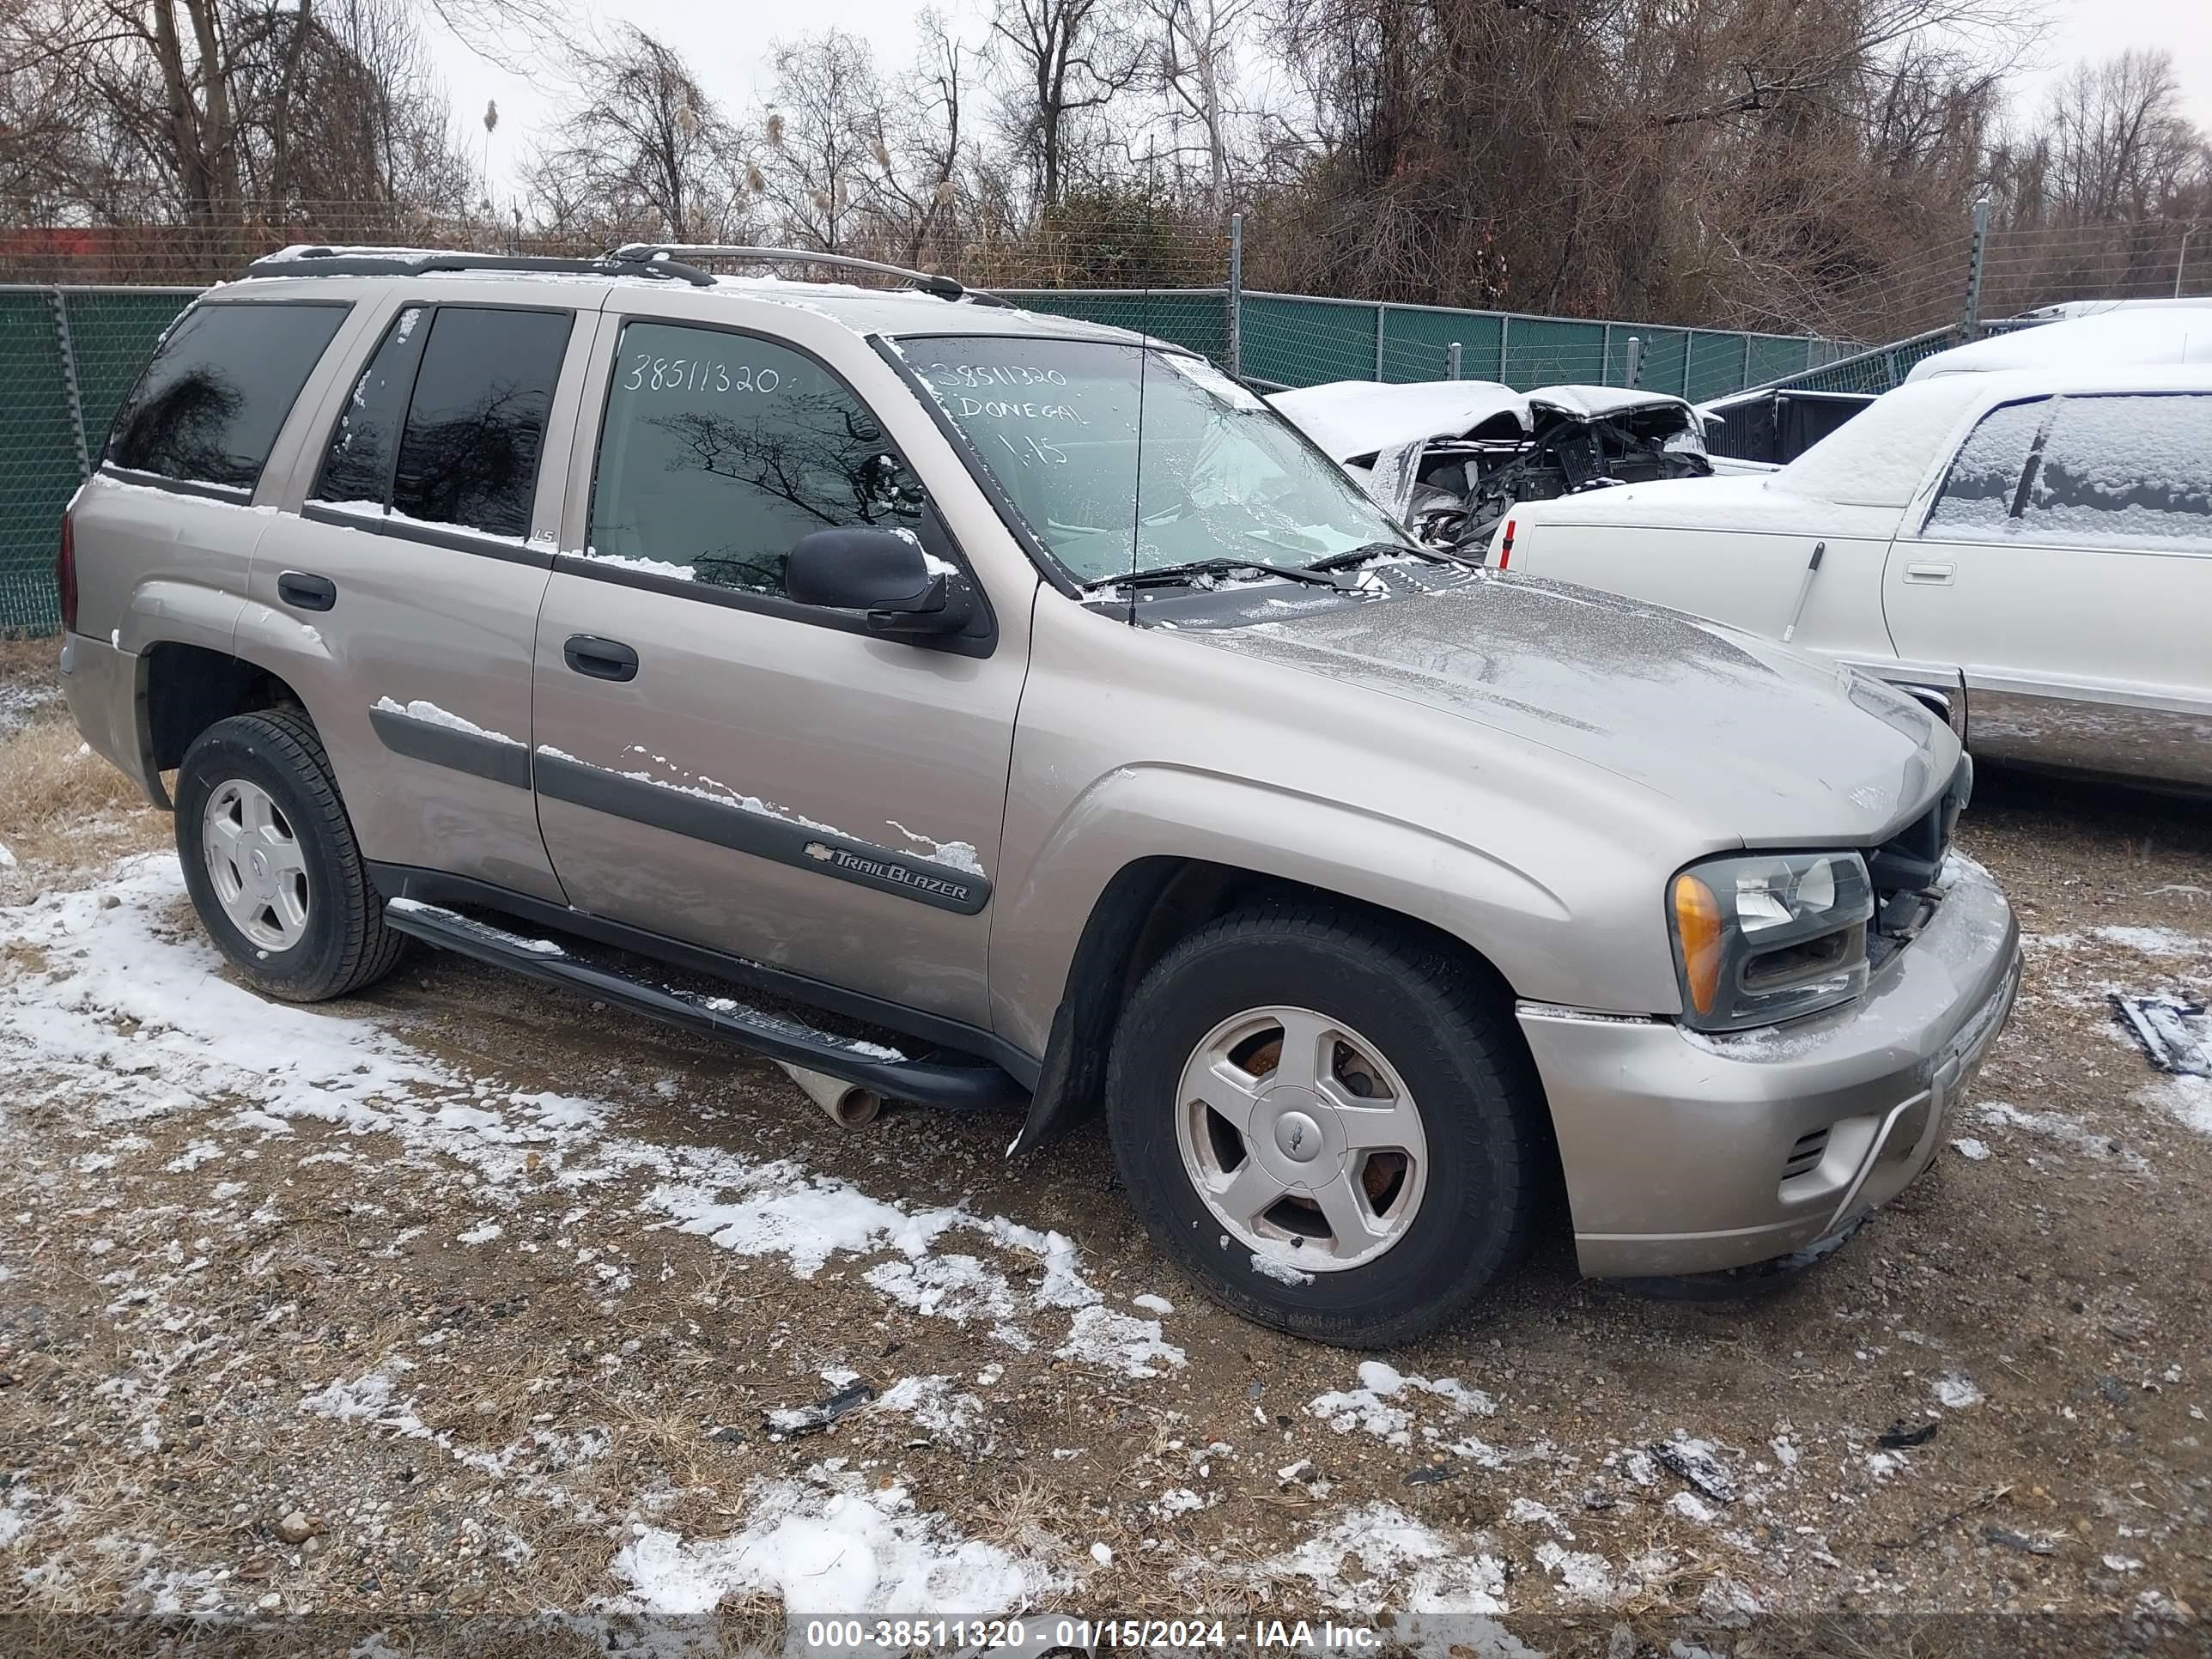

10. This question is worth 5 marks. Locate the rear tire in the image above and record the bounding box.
[174,708,404,1003]
[1105,902,1543,1346]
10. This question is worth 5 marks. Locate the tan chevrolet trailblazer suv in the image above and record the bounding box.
[58,245,2021,1346]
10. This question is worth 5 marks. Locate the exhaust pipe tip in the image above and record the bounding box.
[776,1060,883,1128]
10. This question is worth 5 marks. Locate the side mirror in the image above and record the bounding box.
[784,526,974,638]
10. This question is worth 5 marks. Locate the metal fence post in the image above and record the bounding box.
[1740,334,1753,395]
[1226,212,1243,377]
[1372,303,1388,380]
[1446,341,1462,380]
[48,288,91,480]
[1601,322,1613,383]
[1624,335,1643,388]
[1498,314,1510,383]
[1964,197,1990,335]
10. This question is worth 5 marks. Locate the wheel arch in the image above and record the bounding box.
[1007,852,1542,1158]
[138,641,307,806]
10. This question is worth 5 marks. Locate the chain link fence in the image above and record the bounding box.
[0,261,1856,634]
[1,286,199,634]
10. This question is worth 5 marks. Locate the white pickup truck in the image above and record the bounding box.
[1492,365,2212,792]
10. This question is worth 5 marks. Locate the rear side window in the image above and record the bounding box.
[106,301,348,491]
[584,320,923,595]
[2023,393,2212,546]
[388,307,571,538]
[1923,398,2047,538]
[313,305,430,507]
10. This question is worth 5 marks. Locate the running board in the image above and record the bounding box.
[381,899,1024,1114]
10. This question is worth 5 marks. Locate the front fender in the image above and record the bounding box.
[987,760,1644,1060]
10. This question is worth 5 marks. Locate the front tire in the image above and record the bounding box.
[1105,903,1544,1346]
[174,709,404,1002]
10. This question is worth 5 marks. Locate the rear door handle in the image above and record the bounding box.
[563,634,638,682]
[277,570,337,611]
[1902,561,1954,585]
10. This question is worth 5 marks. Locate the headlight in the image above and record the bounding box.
[1669,851,1874,1030]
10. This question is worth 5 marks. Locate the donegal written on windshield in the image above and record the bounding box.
[892,337,1417,586]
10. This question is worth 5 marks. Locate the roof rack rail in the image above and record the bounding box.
[242,246,716,287]
[609,244,1005,305]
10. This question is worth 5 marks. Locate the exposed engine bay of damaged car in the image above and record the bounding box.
[1268,379,1715,555]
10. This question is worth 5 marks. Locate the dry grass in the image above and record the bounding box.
[0,633,60,684]
[0,712,164,872]
[0,635,165,873]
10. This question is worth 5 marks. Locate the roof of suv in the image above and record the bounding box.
[222,249,1158,347]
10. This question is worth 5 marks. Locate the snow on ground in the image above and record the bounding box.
[1307,1360,1496,1447]
[610,1463,1067,1619]
[0,856,1156,1372]
[0,854,1170,1608]
[5,777,2212,1635]
[0,677,59,737]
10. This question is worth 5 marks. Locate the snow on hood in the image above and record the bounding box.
[1525,384,1698,423]
[1269,380,1533,460]
[1906,311,2212,380]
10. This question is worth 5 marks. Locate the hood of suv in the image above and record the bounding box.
[1197,574,1954,845]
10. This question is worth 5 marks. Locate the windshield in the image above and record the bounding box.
[895,337,1416,585]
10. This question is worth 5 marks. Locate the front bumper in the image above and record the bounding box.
[1518,855,2020,1279]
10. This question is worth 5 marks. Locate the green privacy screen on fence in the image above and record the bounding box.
[3,286,198,633]
[0,283,1849,633]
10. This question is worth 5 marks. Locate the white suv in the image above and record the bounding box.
[1493,366,2212,791]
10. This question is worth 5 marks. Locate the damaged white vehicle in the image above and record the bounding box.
[1268,380,1715,554]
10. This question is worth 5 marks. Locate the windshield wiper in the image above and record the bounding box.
[1086,557,1350,592]
[1305,540,1466,572]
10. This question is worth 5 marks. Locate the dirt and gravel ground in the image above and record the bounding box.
[0,637,2207,1656]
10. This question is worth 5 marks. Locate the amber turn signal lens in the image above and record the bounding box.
[1673,872,1725,1015]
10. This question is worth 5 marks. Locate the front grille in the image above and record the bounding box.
[1867,755,1972,934]
[1782,1128,1830,1182]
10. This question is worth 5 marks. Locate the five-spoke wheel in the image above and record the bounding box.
[1108,903,1542,1346]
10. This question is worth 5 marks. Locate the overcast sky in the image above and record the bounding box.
[426,0,2212,204]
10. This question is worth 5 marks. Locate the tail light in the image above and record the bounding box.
[1496,518,1516,569]
[56,508,78,633]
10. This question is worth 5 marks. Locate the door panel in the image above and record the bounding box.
[245,296,586,896]
[245,514,560,895]
[530,317,1029,1026]
[530,574,1028,1024]
[1521,521,1899,662]
[1887,391,2212,786]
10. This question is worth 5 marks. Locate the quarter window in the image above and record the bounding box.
[1923,398,2047,538]
[106,301,348,490]
[586,321,924,597]
[388,307,572,538]
[2023,393,2212,546]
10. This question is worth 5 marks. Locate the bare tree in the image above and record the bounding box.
[526,25,751,243]
[1147,0,1254,215]
[860,11,976,265]
[988,0,1144,210]
[1,0,483,231]
[759,29,882,252]
[2038,50,2206,224]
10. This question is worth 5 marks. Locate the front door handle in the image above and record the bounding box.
[563,634,639,682]
[1902,561,1954,585]
[277,570,337,611]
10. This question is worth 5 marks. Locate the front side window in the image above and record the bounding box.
[389,307,571,538]
[1923,397,2047,538]
[896,337,1413,586]
[106,301,348,490]
[2023,392,2212,547]
[586,321,924,596]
